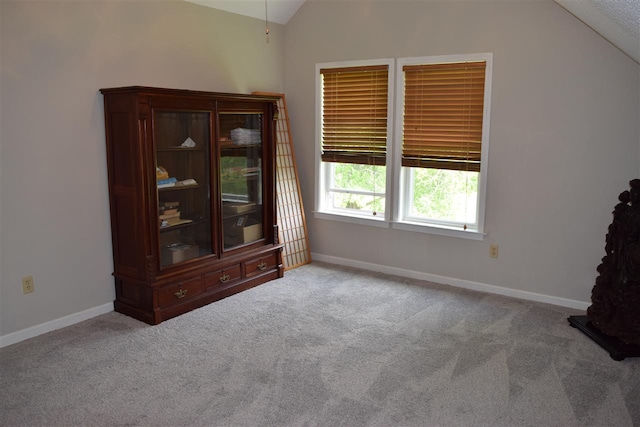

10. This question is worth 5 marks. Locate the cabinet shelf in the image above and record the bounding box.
[221,176,259,184]
[157,147,205,152]
[159,218,207,231]
[157,184,201,192]
[220,144,261,157]
[222,209,258,220]
[220,142,260,148]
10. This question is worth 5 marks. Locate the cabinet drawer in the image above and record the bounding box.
[157,276,203,307]
[204,264,242,289]
[245,253,278,277]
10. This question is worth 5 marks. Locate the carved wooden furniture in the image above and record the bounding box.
[100,86,283,324]
[569,179,640,360]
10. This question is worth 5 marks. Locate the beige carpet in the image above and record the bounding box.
[1,262,638,426]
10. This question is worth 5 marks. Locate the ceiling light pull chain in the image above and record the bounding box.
[265,0,270,41]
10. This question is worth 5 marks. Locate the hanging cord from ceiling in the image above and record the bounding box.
[265,0,270,42]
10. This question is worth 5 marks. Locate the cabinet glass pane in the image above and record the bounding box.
[219,112,264,249]
[154,111,212,267]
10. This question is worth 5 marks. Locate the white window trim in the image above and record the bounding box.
[392,221,486,240]
[314,54,492,241]
[314,211,390,229]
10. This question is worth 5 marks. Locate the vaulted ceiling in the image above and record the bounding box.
[555,0,639,63]
[186,0,305,25]
[185,0,639,63]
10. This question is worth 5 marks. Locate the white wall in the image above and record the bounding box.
[284,0,639,304]
[0,0,285,340]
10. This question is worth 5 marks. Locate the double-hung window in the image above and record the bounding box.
[316,54,492,238]
[316,59,394,222]
[395,54,492,236]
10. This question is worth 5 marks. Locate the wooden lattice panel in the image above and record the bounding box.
[254,92,311,270]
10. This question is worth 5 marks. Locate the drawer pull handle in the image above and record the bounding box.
[257,261,267,271]
[219,273,230,283]
[174,288,188,299]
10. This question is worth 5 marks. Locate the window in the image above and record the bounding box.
[316,54,492,239]
[396,54,491,235]
[316,59,394,220]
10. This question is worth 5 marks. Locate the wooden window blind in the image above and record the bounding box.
[320,65,389,166]
[402,61,486,172]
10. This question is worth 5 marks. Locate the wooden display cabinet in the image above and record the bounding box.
[100,86,284,324]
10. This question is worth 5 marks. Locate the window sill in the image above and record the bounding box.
[314,211,485,240]
[392,221,485,240]
[313,211,390,228]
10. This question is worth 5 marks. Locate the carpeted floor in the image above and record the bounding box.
[1,262,638,426]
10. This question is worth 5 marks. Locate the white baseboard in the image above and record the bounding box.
[311,253,590,311]
[0,303,114,349]
[1,256,590,349]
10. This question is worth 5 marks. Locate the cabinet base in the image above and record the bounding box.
[114,300,155,325]
[116,270,281,325]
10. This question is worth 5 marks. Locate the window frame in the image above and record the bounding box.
[315,53,492,240]
[393,53,492,238]
[315,58,395,226]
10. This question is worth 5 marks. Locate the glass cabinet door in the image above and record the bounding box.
[219,112,264,250]
[154,110,213,267]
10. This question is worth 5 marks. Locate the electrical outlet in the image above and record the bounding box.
[489,244,499,259]
[22,275,34,294]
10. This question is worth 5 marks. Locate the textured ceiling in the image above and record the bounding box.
[555,0,639,63]
[186,0,639,64]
